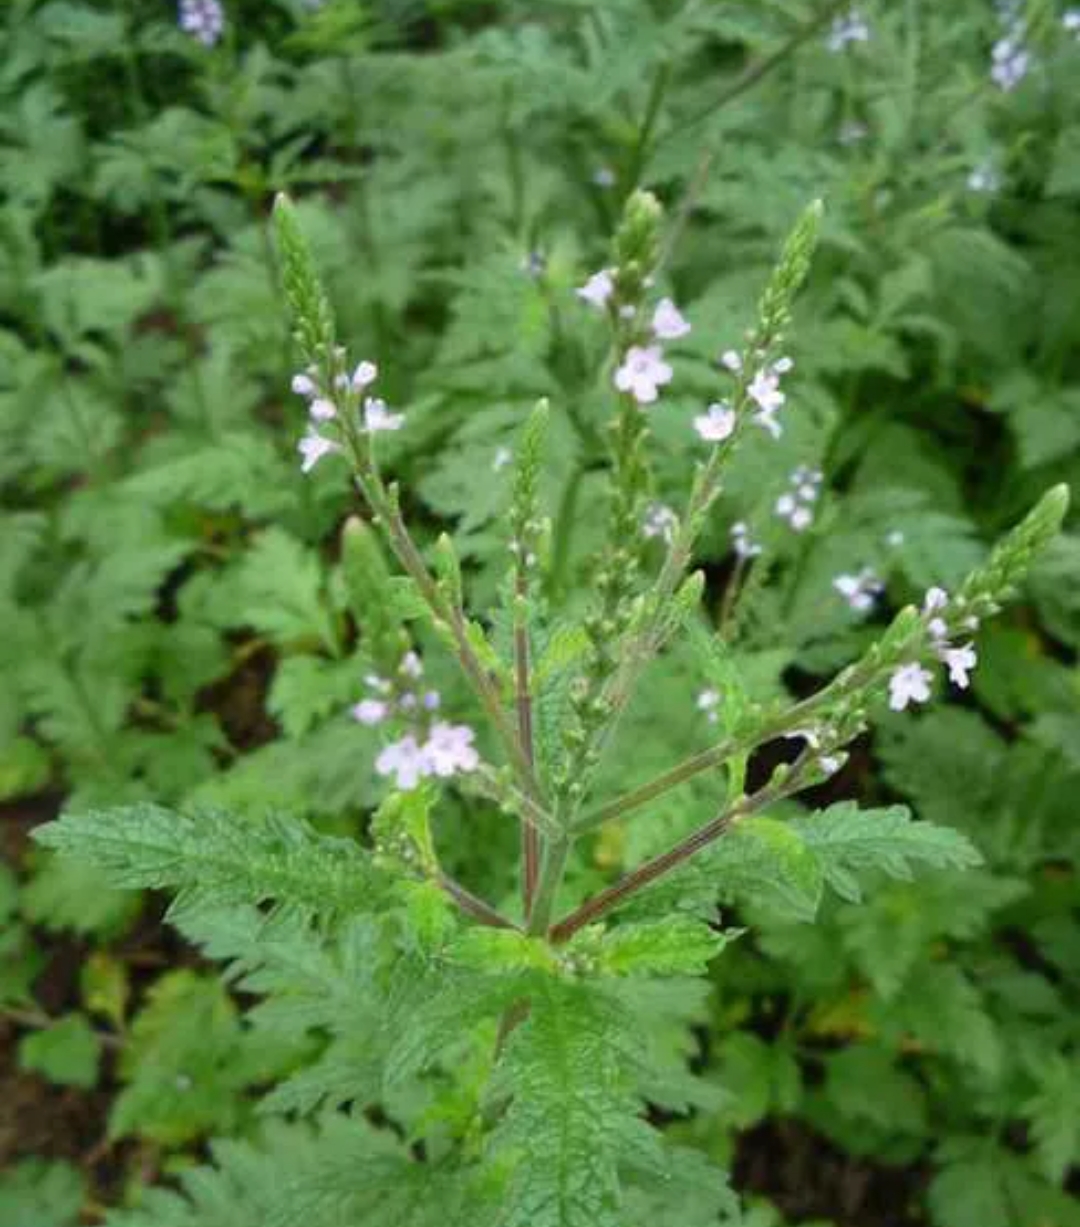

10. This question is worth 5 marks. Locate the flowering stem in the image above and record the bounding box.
[514,566,540,913]
[437,873,519,931]
[625,60,671,192]
[551,765,808,944]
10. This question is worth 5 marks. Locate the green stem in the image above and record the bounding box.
[526,832,573,936]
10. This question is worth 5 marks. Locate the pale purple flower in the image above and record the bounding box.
[720,350,742,373]
[923,586,950,641]
[178,0,224,46]
[833,569,883,613]
[423,690,441,710]
[614,344,673,405]
[826,9,870,51]
[423,722,480,777]
[1065,10,1080,34]
[298,427,340,474]
[643,502,678,544]
[400,651,423,678]
[309,397,336,422]
[577,269,615,309]
[694,402,736,443]
[291,372,318,397]
[748,360,791,438]
[352,698,389,726]
[943,644,977,689]
[888,663,933,712]
[652,298,691,341]
[376,734,427,790]
[991,36,1032,90]
[593,166,617,188]
[363,397,404,433]
[350,361,378,391]
[731,520,762,559]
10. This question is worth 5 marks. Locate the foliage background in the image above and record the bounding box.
[1,0,1079,1224]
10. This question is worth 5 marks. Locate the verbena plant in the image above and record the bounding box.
[32,185,1068,1227]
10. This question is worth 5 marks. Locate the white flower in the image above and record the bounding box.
[943,643,977,689]
[492,446,513,472]
[720,350,742,373]
[922,586,950,640]
[747,361,791,438]
[731,520,762,559]
[298,427,340,473]
[309,397,336,422]
[775,467,821,532]
[826,10,870,51]
[833,569,883,613]
[1065,10,1080,34]
[178,0,224,45]
[363,397,404,433]
[652,298,691,340]
[614,344,673,405]
[422,722,480,777]
[886,529,905,547]
[888,663,933,712]
[577,269,615,309]
[291,372,318,397]
[643,502,678,544]
[694,402,736,443]
[789,506,813,532]
[697,688,721,723]
[365,673,391,693]
[350,361,378,391]
[819,753,844,777]
[376,734,428,790]
[352,698,389,726]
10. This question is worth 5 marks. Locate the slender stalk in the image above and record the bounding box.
[437,873,518,931]
[624,60,672,192]
[551,767,806,943]
[514,564,540,914]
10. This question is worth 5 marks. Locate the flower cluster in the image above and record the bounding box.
[721,350,794,439]
[352,652,479,790]
[694,402,736,443]
[577,272,690,407]
[990,3,1033,91]
[292,358,402,473]
[178,0,224,45]
[887,586,979,712]
[833,567,884,613]
[825,9,870,52]
[775,466,821,532]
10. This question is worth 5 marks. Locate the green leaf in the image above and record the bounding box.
[0,1160,84,1227]
[791,803,982,903]
[1023,1054,1080,1184]
[593,918,732,977]
[18,1014,100,1089]
[485,980,656,1227]
[21,853,140,938]
[34,805,384,919]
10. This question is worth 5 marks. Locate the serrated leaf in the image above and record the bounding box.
[593,918,731,977]
[791,803,982,903]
